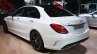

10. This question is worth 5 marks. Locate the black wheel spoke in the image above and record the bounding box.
[34,42,40,49]
[31,32,41,49]
[30,31,47,52]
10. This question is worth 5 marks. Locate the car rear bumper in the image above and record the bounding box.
[61,37,89,50]
[44,29,89,50]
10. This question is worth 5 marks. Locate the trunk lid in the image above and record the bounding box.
[51,16,87,34]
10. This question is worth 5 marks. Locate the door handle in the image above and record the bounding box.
[30,20,33,22]
[17,18,20,19]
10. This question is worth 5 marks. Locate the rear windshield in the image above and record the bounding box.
[43,6,73,17]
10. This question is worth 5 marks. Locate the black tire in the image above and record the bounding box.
[70,43,80,49]
[3,21,8,33]
[30,30,49,52]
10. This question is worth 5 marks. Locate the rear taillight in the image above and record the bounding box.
[50,24,68,34]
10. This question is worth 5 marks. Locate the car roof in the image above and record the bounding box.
[20,5,74,15]
[22,5,58,8]
[22,5,42,8]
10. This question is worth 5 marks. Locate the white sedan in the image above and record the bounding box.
[79,11,97,27]
[3,5,89,52]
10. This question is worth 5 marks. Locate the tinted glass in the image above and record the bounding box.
[25,7,40,18]
[14,8,25,16]
[44,6,73,17]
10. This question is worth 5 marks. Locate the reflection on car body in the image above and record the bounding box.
[3,5,89,52]
[79,11,97,27]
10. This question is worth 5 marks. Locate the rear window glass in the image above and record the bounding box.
[43,6,73,17]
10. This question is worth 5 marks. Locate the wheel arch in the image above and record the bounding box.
[29,29,44,44]
[30,29,37,37]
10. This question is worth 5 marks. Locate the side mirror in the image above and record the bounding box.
[10,13,15,20]
[90,14,95,18]
[90,14,93,16]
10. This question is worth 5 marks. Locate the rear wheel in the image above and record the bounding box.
[70,43,80,49]
[30,30,49,52]
[3,21,8,33]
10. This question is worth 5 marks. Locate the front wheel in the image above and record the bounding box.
[3,21,8,33]
[30,30,49,53]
